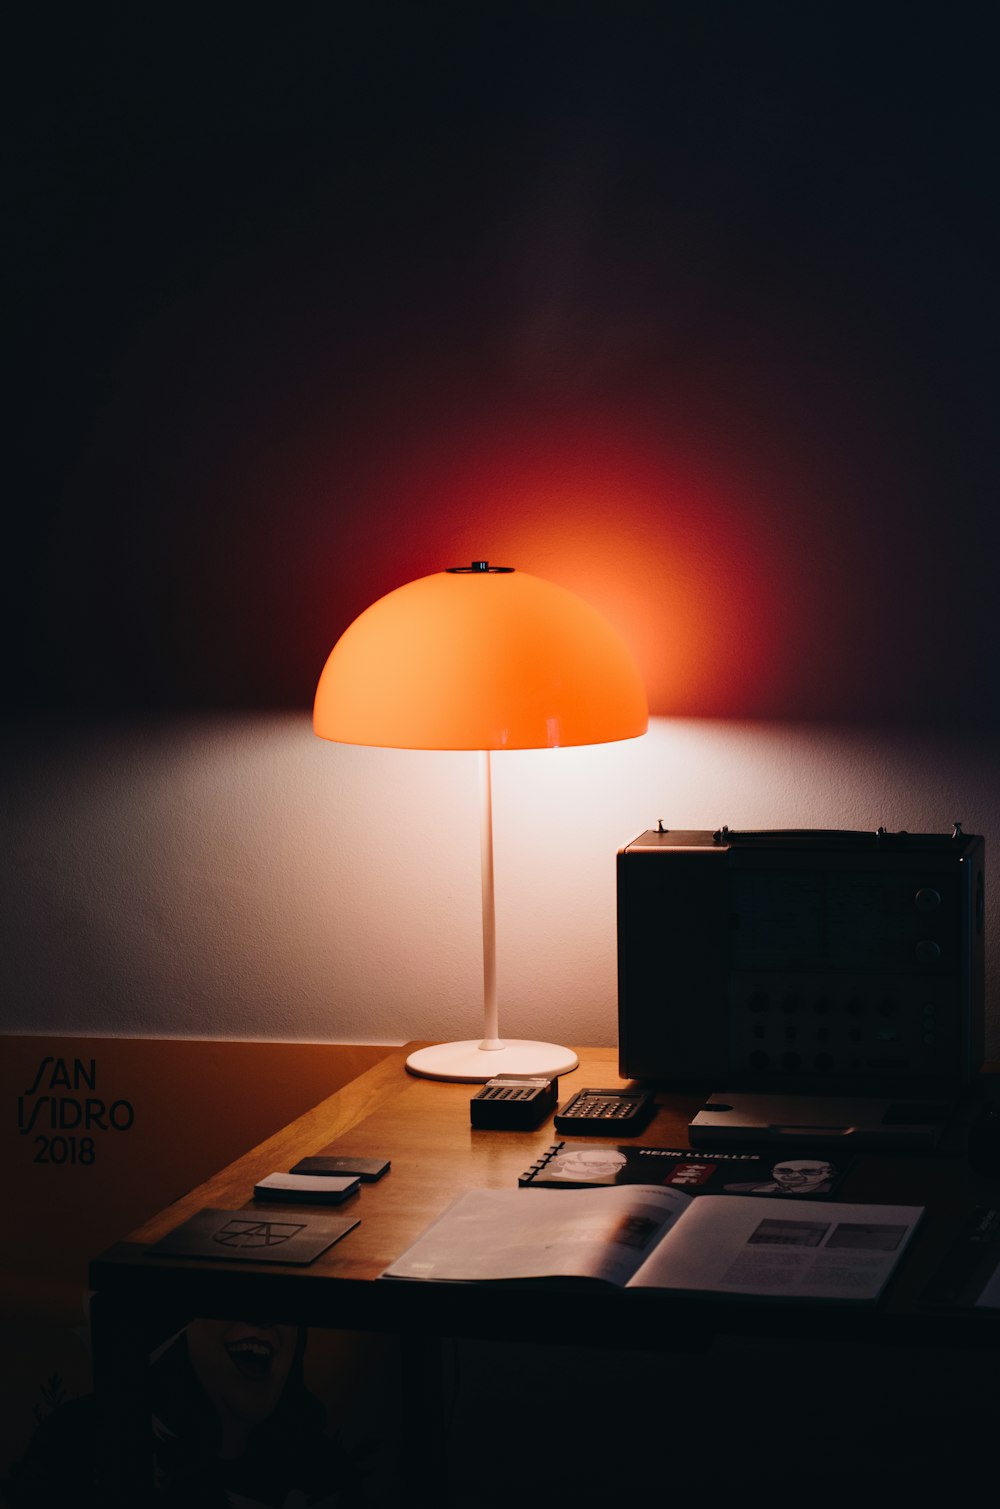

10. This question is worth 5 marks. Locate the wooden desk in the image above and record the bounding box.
[89,1045,1000,1504]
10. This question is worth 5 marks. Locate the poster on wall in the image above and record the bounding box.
[1,1039,392,1505]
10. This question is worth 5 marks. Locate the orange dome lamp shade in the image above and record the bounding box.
[314,562,649,1081]
[314,563,648,750]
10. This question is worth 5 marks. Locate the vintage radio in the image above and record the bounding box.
[617,825,985,1093]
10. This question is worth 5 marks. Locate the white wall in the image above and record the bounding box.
[3,714,997,1058]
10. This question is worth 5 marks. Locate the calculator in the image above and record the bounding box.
[553,1086,656,1136]
[470,1076,557,1130]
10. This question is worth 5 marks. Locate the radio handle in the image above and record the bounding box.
[711,826,965,848]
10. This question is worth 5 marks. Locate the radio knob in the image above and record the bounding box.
[915,887,941,910]
[915,939,941,964]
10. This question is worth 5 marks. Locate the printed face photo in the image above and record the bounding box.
[546,1148,628,1183]
[722,1156,837,1197]
[185,1319,298,1427]
[770,1159,834,1192]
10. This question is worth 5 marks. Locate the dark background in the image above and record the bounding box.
[6,3,998,725]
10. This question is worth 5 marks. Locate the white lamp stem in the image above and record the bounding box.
[402,747,579,1082]
[478,749,503,1050]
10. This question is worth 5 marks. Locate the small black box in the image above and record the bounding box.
[471,1076,558,1130]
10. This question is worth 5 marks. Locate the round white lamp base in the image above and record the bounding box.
[405,1039,580,1083]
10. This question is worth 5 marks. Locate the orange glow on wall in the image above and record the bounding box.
[311,403,824,721]
[151,367,938,725]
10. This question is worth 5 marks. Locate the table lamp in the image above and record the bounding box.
[313,561,648,1081]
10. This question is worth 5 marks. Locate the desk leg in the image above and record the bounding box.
[90,1290,155,1509]
[398,1332,448,1482]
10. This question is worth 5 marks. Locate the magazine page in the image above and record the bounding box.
[627,1195,924,1302]
[381,1184,693,1286]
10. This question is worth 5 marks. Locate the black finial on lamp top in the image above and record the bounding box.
[447,562,514,573]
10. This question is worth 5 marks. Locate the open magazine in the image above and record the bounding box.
[381,1185,923,1303]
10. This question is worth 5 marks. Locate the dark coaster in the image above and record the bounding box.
[147,1207,359,1265]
